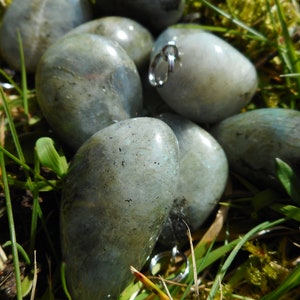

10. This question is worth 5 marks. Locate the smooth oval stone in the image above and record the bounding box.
[150,27,258,123]
[94,0,185,32]
[210,108,300,188]
[36,33,143,151]
[0,0,92,72]
[64,16,154,70]
[61,117,179,299]
[157,113,228,246]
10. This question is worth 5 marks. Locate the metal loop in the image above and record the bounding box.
[148,42,180,87]
[148,51,167,87]
[161,43,179,73]
[0,82,14,90]
[149,245,189,282]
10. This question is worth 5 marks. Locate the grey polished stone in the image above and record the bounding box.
[61,117,179,299]
[36,33,143,150]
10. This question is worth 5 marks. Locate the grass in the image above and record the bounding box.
[0,0,300,299]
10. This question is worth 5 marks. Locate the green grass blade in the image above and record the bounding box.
[7,177,56,191]
[195,240,239,276]
[273,0,300,74]
[271,204,300,222]
[1,85,58,267]
[61,262,72,300]
[168,239,238,298]
[173,23,267,42]
[177,240,216,300]
[261,263,300,300]
[272,0,300,105]
[207,218,286,299]
[17,31,29,117]
[22,274,34,298]
[0,87,26,164]
[199,0,267,40]
[2,240,31,265]
[0,151,23,300]
[275,158,300,206]
[120,280,143,300]
[0,145,56,188]
[29,151,41,255]
[0,68,22,94]
[36,137,68,178]
[280,73,300,78]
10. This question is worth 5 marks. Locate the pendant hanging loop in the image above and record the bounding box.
[149,244,189,282]
[148,41,180,87]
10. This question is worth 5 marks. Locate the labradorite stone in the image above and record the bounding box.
[64,16,153,70]
[151,27,258,123]
[36,33,142,150]
[61,117,179,299]
[157,113,228,245]
[0,0,92,72]
[210,108,300,188]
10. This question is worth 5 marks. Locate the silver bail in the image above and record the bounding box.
[148,41,180,87]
